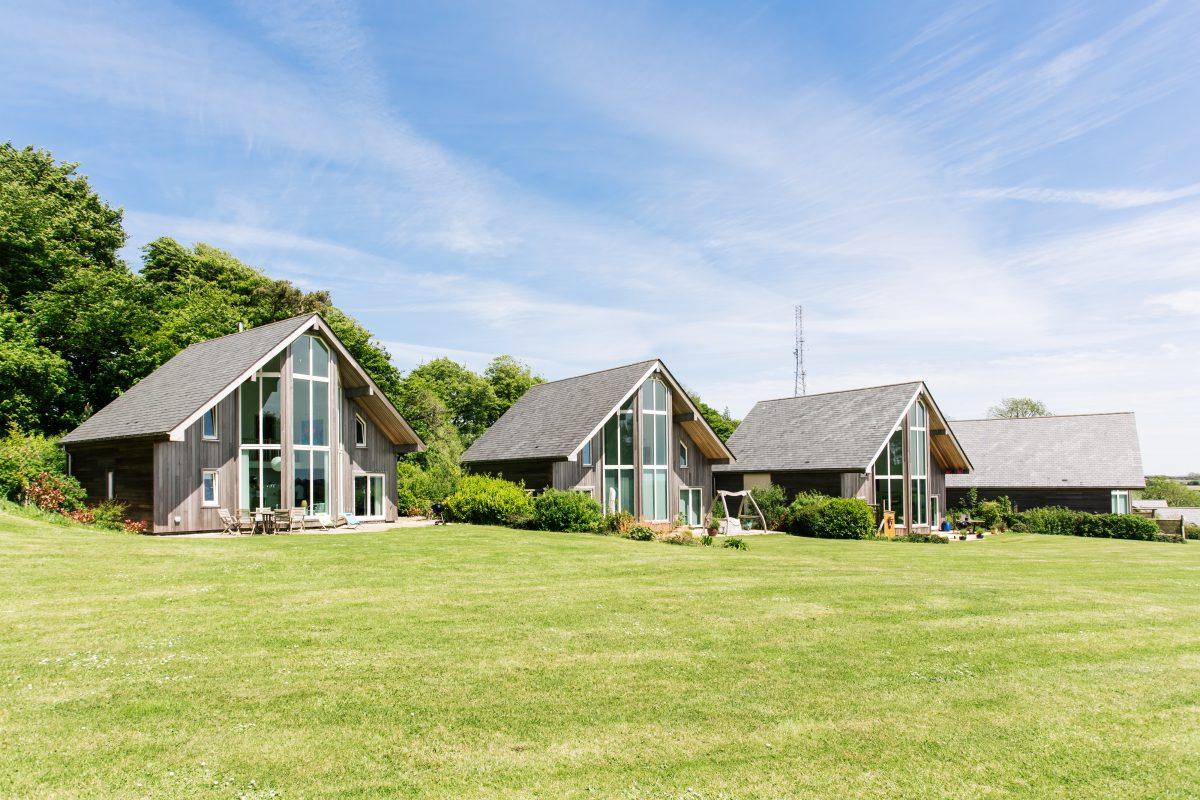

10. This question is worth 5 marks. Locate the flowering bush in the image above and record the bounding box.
[122,519,148,534]
[64,508,97,525]
[25,471,86,512]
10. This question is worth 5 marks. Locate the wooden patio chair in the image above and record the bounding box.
[290,508,307,532]
[273,509,292,533]
[217,508,247,536]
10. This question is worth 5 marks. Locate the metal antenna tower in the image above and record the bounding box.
[793,305,807,396]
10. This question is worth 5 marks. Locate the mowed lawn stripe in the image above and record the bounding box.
[1,513,1198,798]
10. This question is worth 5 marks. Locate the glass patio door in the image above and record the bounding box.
[354,474,385,519]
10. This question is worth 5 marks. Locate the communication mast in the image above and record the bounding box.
[793,305,807,396]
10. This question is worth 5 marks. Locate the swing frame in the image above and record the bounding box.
[708,489,770,535]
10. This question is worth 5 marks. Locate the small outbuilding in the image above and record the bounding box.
[944,413,1145,514]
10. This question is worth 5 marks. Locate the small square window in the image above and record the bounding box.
[106,470,115,500]
[202,407,218,440]
[678,441,688,469]
[354,414,367,448]
[581,440,592,466]
[202,469,219,507]
[1111,490,1129,514]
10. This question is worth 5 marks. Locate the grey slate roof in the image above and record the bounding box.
[714,382,924,473]
[462,360,660,462]
[944,413,1145,490]
[1155,508,1200,527]
[60,315,315,444]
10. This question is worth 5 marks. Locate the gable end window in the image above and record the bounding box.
[354,414,367,448]
[678,441,688,469]
[201,469,219,507]
[201,407,218,440]
[581,440,592,466]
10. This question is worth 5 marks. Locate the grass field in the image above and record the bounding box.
[2,513,1198,799]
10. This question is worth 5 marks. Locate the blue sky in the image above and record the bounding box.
[4,0,1199,472]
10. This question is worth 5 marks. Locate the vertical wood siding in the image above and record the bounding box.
[152,393,239,533]
[946,487,1116,514]
[66,439,156,524]
[341,389,398,522]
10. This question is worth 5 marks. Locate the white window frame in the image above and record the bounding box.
[603,400,635,515]
[201,469,219,507]
[201,406,219,441]
[679,487,702,527]
[106,470,115,500]
[293,335,332,514]
[678,440,688,469]
[1111,490,1130,514]
[640,377,670,522]
[354,472,386,520]
[354,413,367,448]
[581,440,592,466]
[238,358,283,510]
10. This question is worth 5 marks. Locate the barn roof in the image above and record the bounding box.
[462,359,734,464]
[61,314,423,449]
[943,413,1144,490]
[714,381,971,473]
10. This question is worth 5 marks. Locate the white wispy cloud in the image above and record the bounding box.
[963,183,1200,209]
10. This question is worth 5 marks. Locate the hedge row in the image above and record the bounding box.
[1011,506,1160,540]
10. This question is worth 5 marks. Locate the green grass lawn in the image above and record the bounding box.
[2,513,1198,799]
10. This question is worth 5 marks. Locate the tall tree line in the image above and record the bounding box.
[0,144,543,462]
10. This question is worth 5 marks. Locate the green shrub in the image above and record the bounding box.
[532,490,603,533]
[700,534,714,546]
[1014,507,1160,541]
[627,525,655,541]
[1185,523,1200,541]
[90,500,127,530]
[24,470,86,512]
[442,475,533,526]
[750,484,789,531]
[976,500,1005,530]
[723,537,748,550]
[0,427,70,503]
[893,532,949,544]
[396,462,433,516]
[785,491,830,536]
[1012,506,1077,536]
[1099,513,1158,541]
[600,510,635,536]
[812,498,876,539]
[658,528,700,546]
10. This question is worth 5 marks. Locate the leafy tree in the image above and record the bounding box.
[1140,476,1200,507]
[987,397,1051,419]
[483,355,543,425]
[402,358,498,444]
[0,312,68,433]
[690,394,739,442]
[0,143,126,307]
[23,268,163,429]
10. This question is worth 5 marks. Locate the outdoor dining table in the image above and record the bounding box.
[253,509,277,535]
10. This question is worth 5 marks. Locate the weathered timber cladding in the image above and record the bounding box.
[66,439,155,523]
[341,387,398,522]
[152,392,239,533]
[946,487,1116,514]
[468,460,556,492]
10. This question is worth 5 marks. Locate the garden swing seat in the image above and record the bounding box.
[709,489,769,535]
